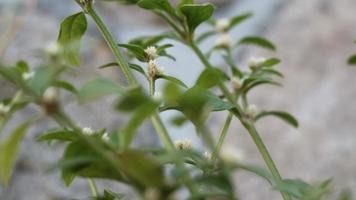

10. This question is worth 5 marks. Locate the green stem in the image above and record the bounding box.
[189,41,290,200]
[87,178,99,197]
[87,8,137,86]
[212,113,233,160]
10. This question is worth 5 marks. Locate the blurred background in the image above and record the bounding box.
[0,0,356,199]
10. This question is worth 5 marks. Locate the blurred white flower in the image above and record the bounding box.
[221,147,245,164]
[216,18,230,32]
[0,103,11,115]
[247,56,266,69]
[43,87,58,103]
[82,127,94,135]
[148,60,164,78]
[153,91,162,101]
[102,132,110,141]
[215,33,231,48]
[203,151,212,161]
[174,139,192,150]
[230,76,242,91]
[246,104,258,118]
[45,41,60,56]
[22,71,34,81]
[144,46,158,60]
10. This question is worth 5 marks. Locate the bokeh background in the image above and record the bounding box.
[0,0,356,199]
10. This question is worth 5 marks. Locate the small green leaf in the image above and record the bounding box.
[196,68,221,88]
[52,80,77,94]
[78,78,125,103]
[262,58,281,67]
[255,111,299,128]
[37,129,78,142]
[0,121,30,186]
[118,44,147,62]
[99,62,147,78]
[237,36,276,51]
[158,74,187,88]
[227,12,253,31]
[116,87,149,111]
[180,3,215,33]
[137,0,176,17]
[58,12,87,67]
[30,67,60,96]
[348,55,356,65]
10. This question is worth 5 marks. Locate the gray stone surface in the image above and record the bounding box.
[0,0,356,199]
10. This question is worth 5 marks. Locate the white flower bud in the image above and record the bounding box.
[82,127,94,135]
[45,42,60,56]
[247,56,266,69]
[246,104,258,118]
[221,147,245,164]
[144,46,158,60]
[144,187,160,200]
[230,76,242,91]
[43,87,58,103]
[0,103,11,115]
[22,71,35,81]
[102,132,110,141]
[174,139,192,150]
[216,18,230,32]
[148,60,163,78]
[203,151,212,161]
[215,34,231,49]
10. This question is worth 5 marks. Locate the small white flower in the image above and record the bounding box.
[0,103,11,115]
[22,71,35,80]
[216,18,230,32]
[45,41,60,56]
[221,147,245,164]
[174,139,192,150]
[102,132,110,141]
[230,76,242,91]
[203,151,212,161]
[43,87,58,103]
[148,60,163,78]
[246,104,258,118]
[144,187,160,200]
[247,56,266,69]
[144,46,158,60]
[82,127,94,135]
[215,34,231,48]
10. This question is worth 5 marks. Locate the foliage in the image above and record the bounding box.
[0,0,353,199]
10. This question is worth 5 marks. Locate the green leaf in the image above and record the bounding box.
[30,67,60,96]
[255,111,299,128]
[348,55,356,65]
[52,80,77,94]
[227,12,253,31]
[58,12,87,67]
[37,129,78,142]
[157,74,187,88]
[137,0,176,16]
[237,36,276,51]
[0,64,23,85]
[116,87,149,111]
[180,3,215,33]
[78,78,125,103]
[196,68,221,88]
[96,189,126,200]
[262,58,281,67]
[100,62,148,79]
[118,44,147,62]
[0,122,30,186]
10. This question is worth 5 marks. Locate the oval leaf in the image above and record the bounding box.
[255,111,299,128]
[237,36,276,51]
[180,3,215,33]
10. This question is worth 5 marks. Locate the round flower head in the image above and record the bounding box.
[0,103,11,115]
[246,104,258,119]
[148,60,163,78]
[43,87,58,103]
[230,76,242,91]
[22,71,35,81]
[216,18,230,32]
[144,46,158,60]
[221,147,245,164]
[82,127,94,135]
[247,56,266,69]
[215,33,231,49]
[45,41,60,56]
[174,139,192,150]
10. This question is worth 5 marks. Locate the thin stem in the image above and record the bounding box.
[212,113,233,160]
[189,41,290,200]
[87,8,137,86]
[87,178,99,197]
